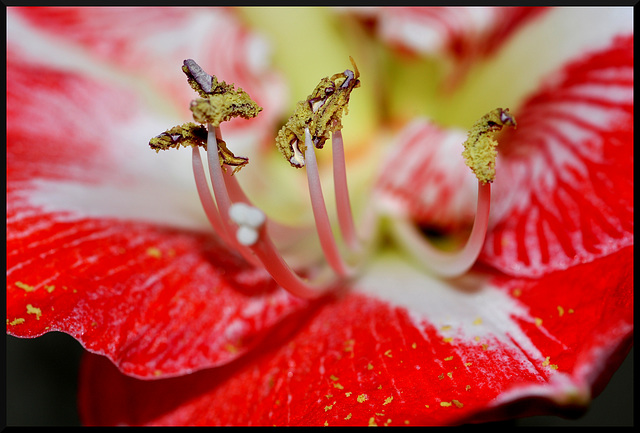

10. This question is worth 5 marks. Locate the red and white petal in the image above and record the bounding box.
[6,51,308,378]
[483,34,633,277]
[344,7,546,61]
[374,119,478,232]
[7,217,309,379]
[9,6,287,148]
[77,249,632,425]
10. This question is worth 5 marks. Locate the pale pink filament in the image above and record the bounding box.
[304,128,353,278]
[191,147,232,246]
[332,130,360,251]
[390,181,491,278]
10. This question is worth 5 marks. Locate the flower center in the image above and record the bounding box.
[149,59,516,298]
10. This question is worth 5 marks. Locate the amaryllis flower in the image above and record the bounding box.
[6,6,633,426]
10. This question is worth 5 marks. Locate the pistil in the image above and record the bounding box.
[390,108,516,278]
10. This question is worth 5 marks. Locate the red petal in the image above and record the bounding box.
[483,34,633,277]
[77,248,632,425]
[7,217,309,379]
[6,50,307,379]
[11,6,287,144]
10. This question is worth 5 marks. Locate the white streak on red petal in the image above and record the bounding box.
[485,34,633,277]
[344,6,546,62]
[355,255,556,375]
[375,119,477,231]
[477,7,633,113]
[7,50,210,230]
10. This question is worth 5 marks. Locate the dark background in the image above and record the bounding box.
[5,332,633,426]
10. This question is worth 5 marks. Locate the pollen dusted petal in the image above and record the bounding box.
[78,250,632,425]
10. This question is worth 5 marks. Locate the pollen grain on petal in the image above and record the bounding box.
[26,304,42,320]
[15,281,36,292]
[146,247,162,258]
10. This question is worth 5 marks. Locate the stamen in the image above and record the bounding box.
[152,59,364,299]
[207,125,339,299]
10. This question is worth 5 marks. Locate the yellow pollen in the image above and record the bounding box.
[15,281,35,292]
[26,304,42,320]
[275,58,360,168]
[462,108,517,184]
[146,247,162,258]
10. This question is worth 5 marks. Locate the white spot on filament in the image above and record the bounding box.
[229,202,266,246]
